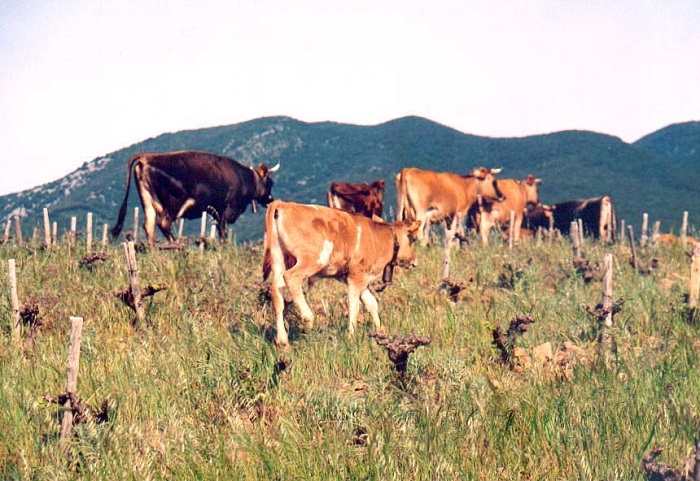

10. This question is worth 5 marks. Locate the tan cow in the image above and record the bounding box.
[262,200,421,347]
[396,166,504,280]
[476,174,541,245]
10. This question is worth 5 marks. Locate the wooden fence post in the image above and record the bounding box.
[132,207,139,243]
[102,223,109,247]
[640,213,649,247]
[600,253,614,350]
[689,243,700,311]
[59,316,84,453]
[123,241,145,324]
[8,259,21,343]
[14,215,23,246]
[43,208,52,248]
[619,219,625,245]
[571,221,581,259]
[177,218,184,239]
[508,210,515,250]
[651,221,660,245]
[52,222,57,245]
[70,217,77,247]
[681,211,689,246]
[199,212,207,255]
[627,226,638,272]
[86,213,93,255]
[577,219,584,243]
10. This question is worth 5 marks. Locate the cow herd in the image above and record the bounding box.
[110,150,617,346]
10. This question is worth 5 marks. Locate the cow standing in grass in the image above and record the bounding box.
[262,200,421,347]
[472,174,542,245]
[110,150,279,246]
[327,180,385,219]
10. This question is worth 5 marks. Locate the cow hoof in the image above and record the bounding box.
[274,337,290,349]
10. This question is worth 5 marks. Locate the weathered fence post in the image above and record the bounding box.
[52,222,57,245]
[577,219,584,243]
[132,207,139,243]
[619,219,625,245]
[640,213,649,247]
[209,224,217,242]
[681,211,689,246]
[689,243,700,312]
[86,213,93,255]
[70,217,77,247]
[571,221,581,259]
[123,241,146,325]
[508,210,515,250]
[102,223,109,247]
[177,218,184,239]
[651,221,660,245]
[43,208,52,248]
[627,226,639,272]
[59,316,84,453]
[14,215,23,246]
[600,253,614,350]
[199,212,207,255]
[8,259,21,343]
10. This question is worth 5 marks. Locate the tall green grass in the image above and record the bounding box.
[1,232,698,479]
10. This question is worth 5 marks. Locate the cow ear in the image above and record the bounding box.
[407,221,422,237]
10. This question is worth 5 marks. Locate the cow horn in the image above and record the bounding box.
[268,162,280,173]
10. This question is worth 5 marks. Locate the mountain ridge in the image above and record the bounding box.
[1,116,698,242]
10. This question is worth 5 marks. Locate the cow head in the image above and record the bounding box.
[471,167,505,202]
[393,220,422,268]
[253,162,280,206]
[522,174,542,206]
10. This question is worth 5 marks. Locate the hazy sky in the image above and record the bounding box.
[1,0,698,196]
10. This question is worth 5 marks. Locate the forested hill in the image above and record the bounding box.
[1,116,698,242]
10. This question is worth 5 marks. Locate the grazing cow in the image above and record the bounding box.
[327,180,385,219]
[524,195,617,242]
[395,166,504,280]
[262,200,421,347]
[395,167,504,243]
[110,150,279,246]
[472,174,542,245]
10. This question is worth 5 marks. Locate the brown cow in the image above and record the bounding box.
[475,174,541,245]
[262,200,421,347]
[396,166,504,280]
[327,180,385,219]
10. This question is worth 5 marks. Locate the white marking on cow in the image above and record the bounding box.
[317,240,334,265]
[355,226,362,252]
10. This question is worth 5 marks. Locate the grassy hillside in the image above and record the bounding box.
[1,230,699,478]
[0,116,698,243]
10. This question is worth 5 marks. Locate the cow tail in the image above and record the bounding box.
[395,173,405,221]
[110,154,140,240]
[262,203,277,281]
[262,203,295,281]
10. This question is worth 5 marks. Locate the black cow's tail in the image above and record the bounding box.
[110,154,141,241]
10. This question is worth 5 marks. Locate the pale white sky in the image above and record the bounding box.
[1,0,698,196]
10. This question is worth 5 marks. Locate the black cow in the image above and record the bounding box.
[524,195,617,242]
[110,150,279,246]
[327,180,385,219]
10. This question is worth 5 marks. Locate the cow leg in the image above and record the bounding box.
[136,186,159,247]
[346,281,365,336]
[283,268,315,330]
[480,211,492,245]
[360,289,381,331]
[442,216,458,281]
[513,213,523,244]
[269,268,289,347]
